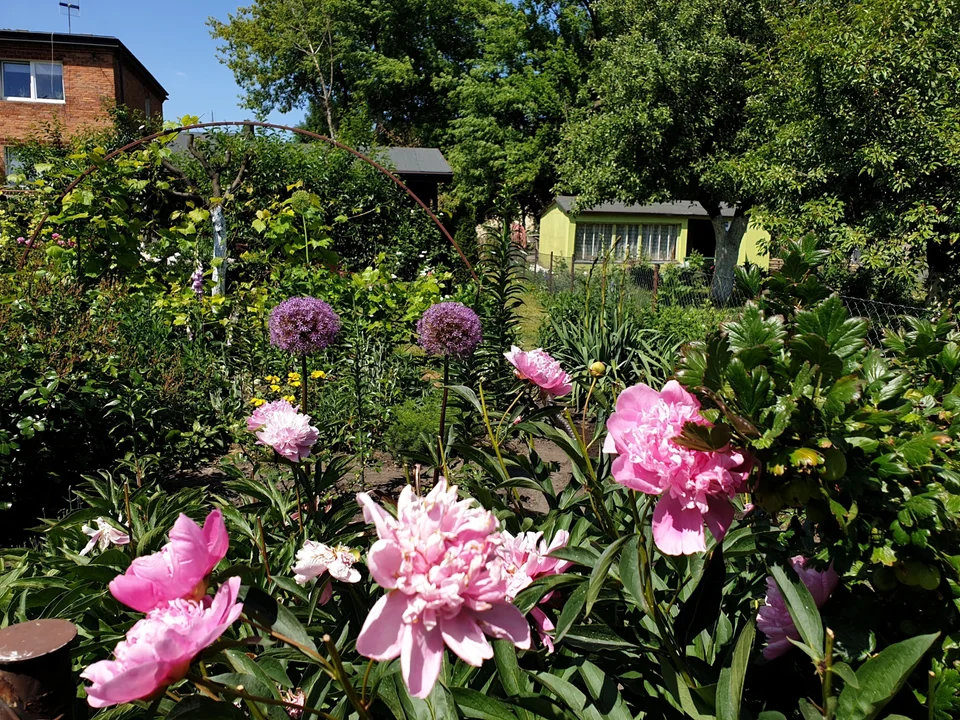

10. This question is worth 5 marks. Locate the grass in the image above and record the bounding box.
[517,288,546,347]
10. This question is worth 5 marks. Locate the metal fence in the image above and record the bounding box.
[524,252,744,311]
[523,252,934,343]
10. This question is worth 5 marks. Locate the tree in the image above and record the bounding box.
[160,126,255,295]
[558,0,773,300]
[209,0,491,146]
[443,1,595,222]
[731,0,960,300]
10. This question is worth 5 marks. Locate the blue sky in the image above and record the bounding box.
[1,1,305,125]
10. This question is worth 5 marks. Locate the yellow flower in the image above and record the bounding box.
[288,372,301,381]
[250,397,267,407]
[270,384,282,392]
[290,381,302,388]
[264,375,281,384]
[282,394,296,403]
[311,370,326,380]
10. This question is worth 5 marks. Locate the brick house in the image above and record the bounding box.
[0,30,167,176]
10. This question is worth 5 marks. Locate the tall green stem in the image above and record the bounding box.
[323,635,373,720]
[303,215,310,265]
[433,355,450,483]
[301,355,309,413]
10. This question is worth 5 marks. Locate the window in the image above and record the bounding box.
[641,224,680,262]
[575,223,614,261]
[4,148,25,186]
[145,96,152,117]
[575,221,680,262]
[2,61,64,102]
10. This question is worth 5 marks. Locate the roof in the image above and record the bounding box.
[373,147,452,178]
[550,195,735,218]
[169,135,453,180]
[0,29,168,100]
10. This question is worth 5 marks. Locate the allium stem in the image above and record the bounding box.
[434,354,450,483]
[301,355,309,413]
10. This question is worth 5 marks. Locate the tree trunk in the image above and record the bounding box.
[709,211,749,303]
[211,204,227,296]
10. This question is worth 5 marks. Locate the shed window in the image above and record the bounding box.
[575,222,680,262]
[2,62,64,102]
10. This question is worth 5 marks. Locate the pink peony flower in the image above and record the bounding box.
[109,509,229,613]
[292,541,361,605]
[80,517,130,556]
[251,402,319,462]
[498,530,572,652]
[603,381,751,556]
[82,577,243,707]
[246,398,297,433]
[355,481,530,698]
[758,556,839,660]
[504,346,573,397]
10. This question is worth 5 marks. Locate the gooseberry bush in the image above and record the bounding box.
[3,238,959,719]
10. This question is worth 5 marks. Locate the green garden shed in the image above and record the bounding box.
[538,196,769,268]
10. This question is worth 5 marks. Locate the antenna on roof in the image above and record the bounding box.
[59,3,80,34]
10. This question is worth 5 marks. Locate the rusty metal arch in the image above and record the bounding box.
[17,120,476,281]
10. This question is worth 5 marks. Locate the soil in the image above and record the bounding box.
[169,436,585,515]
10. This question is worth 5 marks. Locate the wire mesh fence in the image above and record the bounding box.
[523,252,745,311]
[522,251,935,345]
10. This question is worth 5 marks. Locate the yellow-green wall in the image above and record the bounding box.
[537,203,770,269]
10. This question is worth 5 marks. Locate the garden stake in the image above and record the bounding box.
[257,517,272,581]
[570,254,575,291]
[294,482,305,536]
[433,353,450,483]
[929,670,937,720]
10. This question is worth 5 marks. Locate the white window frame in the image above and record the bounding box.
[575,221,681,263]
[4,147,25,187]
[1,61,65,103]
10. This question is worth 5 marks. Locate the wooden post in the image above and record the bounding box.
[570,255,576,291]
[652,263,660,312]
[548,252,554,293]
[0,619,77,720]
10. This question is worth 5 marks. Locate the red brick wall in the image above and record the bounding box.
[0,40,165,173]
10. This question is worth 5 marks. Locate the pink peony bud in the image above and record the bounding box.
[82,577,243,707]
[109,509,229,613]
[504,346,573,397]
[603,381,752,556]
[758,556,839,659]
[355,481,530,698]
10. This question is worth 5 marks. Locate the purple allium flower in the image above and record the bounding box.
[190,266,204,298]
[269,297,341,356]
[417,302,482,358]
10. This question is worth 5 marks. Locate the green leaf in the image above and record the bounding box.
[675,546,726,647]
[548,545,600,567]
[757,713,788,720]
[241,586,319,656]
[716,618,756,720]
[493,639,524,697]
[797,698,823,720]
[823,376,861,417]
[617,535,648,613]
[836,633,939,720]
[829,662,859,689]
[577,660,632,720]
[532,672,603,720]
[585,534,631,616]
[449,688,518,720]
[770,565,824,658]
[553,581,588,645]
[166,696,246,719]
[795,297,868,359]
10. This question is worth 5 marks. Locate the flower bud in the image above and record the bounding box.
[589,361,606,377]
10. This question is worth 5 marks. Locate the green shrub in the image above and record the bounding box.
[384,392,448,461]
